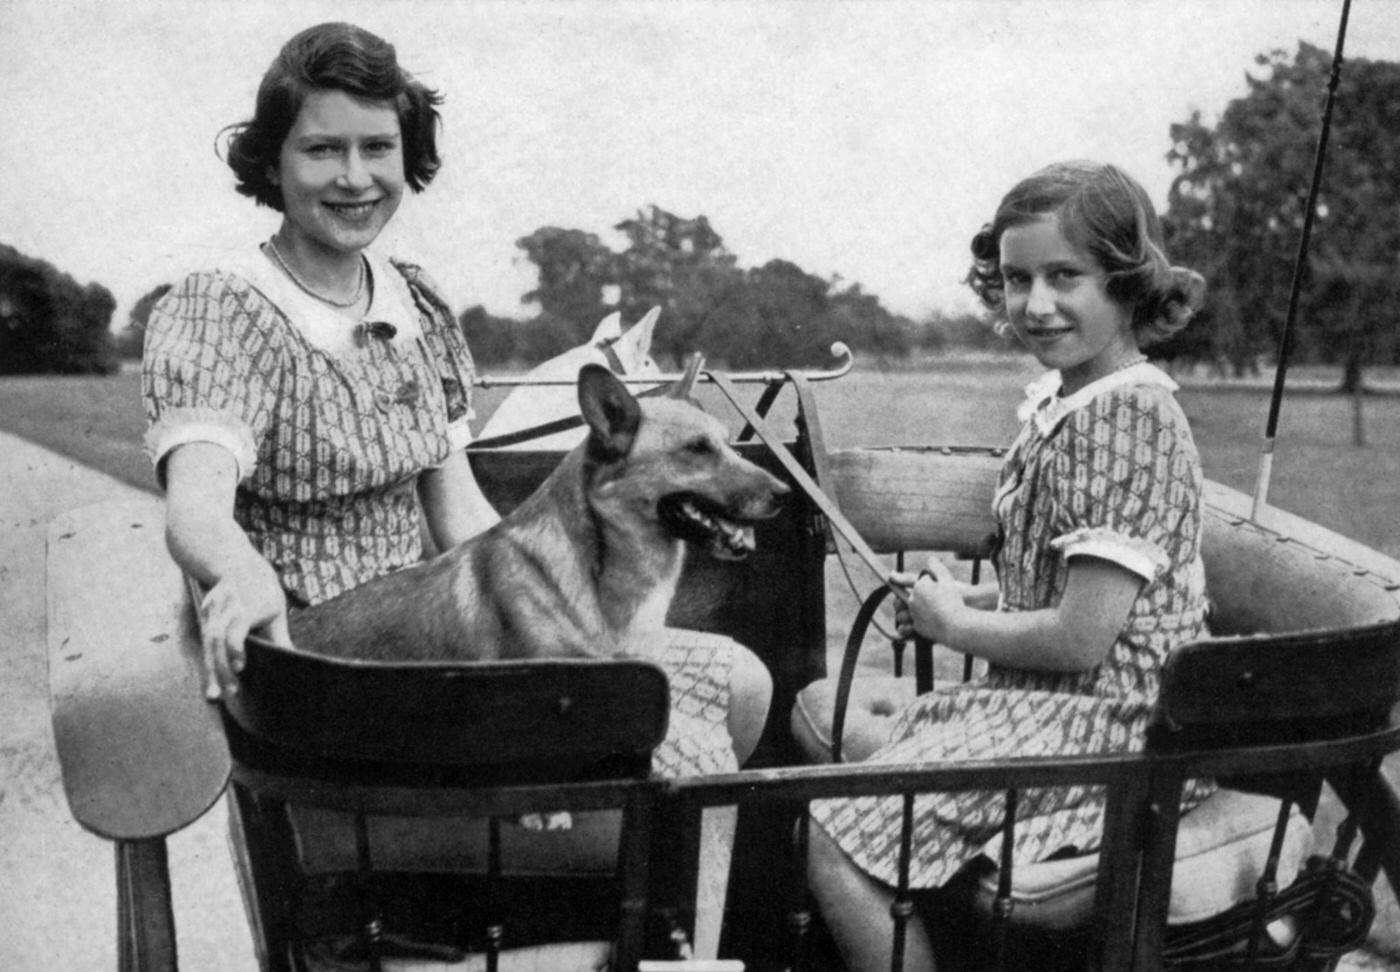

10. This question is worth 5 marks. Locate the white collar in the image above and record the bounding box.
[223,245,423,355]
[1018,362,1178,435]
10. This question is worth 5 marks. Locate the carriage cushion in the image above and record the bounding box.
[790,676,1314,929]
[969,788,1312,930]
[789,673,919,764]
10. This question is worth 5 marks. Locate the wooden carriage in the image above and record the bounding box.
[46,370,1400,971]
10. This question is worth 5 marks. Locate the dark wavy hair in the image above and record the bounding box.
[965,160,1204,345]
[222,22,444,211]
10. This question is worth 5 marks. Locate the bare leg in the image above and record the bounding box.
[693,806,737,958]
[808,824,937,972]
[727,643,773,766]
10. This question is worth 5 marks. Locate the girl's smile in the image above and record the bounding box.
[269,88,405,286]
[999,214,1140,395]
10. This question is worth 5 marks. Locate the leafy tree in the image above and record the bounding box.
[611,205,743,361]
[1163,42,1400,387]
[829,283,911,364]
[514,226,618,344]
[514,204,909,368]
[724,259,835,368]
[113,283,173,359]
[457,304,519,365]
[916,310,1016,355]
[0,243,116,374]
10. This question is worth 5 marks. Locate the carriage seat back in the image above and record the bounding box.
[1148,620,1400,756]
[223,639,675,969]
[223,636,670,878]
[224,636,670,792]
[1198,482,1400,637]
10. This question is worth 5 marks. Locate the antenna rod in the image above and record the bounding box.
[1252,0,1353,519]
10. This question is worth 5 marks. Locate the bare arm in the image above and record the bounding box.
[163,442,290,698]
[896,555,1142,673]
[417,448,500,551]
[961,580,1002,611]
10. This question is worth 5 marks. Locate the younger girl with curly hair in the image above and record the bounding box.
[805,159,1210,970]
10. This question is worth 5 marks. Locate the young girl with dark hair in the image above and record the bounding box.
[143,21,771,778]
[804,160,1210,970]
[222,22,446,210]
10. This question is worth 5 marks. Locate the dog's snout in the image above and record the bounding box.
[750,467,789,517]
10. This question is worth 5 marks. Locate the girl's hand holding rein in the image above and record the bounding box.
[893,553,1145,674]
[891,557,967,643]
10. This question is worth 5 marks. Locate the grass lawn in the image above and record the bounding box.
[0,367,154,492]
[2,357,1397,559]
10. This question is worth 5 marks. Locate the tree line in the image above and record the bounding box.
[0,244,117,374]
[462,205,1004,369]
[1159,42,1400,387]
[5,42,1395,379]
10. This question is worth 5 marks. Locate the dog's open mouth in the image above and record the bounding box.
[660,494,762,561]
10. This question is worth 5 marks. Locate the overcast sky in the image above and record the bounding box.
[2,0,1394,326]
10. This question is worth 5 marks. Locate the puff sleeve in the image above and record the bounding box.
[141,271,283,486]
[393,260,477,453]
[1046,386,1201,584]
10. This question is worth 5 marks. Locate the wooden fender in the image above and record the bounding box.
[47,498,229,840]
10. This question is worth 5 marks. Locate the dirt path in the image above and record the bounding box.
[0,431,254,971]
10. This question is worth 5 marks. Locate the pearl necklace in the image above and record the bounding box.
[1052,354,1149,402]
[1110,353,1148,375]
[266,237,366,309]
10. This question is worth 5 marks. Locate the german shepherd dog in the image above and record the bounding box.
[288,362,788,661]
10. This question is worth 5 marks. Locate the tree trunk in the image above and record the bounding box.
[1352,380,1366,448]
[1341,352,1365,396]
[1342,288,1367,445]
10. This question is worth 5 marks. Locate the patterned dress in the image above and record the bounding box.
[810,363,1209,888]
[142,246,736,779]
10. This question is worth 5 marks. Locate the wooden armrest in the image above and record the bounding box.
[46,498,229,840]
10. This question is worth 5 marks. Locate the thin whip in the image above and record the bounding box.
[1252,0,1353,519]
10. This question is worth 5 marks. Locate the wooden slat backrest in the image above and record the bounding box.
[1147,619,1400,754]
[223,636,671,788]
[1132,619,1400,970]
[826,446,1003,557]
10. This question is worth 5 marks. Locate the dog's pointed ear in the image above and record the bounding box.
[578,363,640,461]
[670,353,705,403]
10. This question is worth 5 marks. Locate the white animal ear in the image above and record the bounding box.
[578,363,640,460]
[623,306,661,353]
[589,312,623,345]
